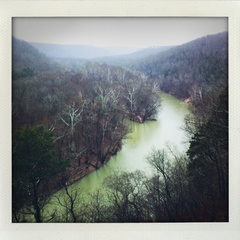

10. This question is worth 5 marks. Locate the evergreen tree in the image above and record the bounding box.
[12,126,70,222]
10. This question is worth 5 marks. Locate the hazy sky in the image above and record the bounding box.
[12,17,227,48]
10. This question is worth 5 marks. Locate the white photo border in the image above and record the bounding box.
[1,1,240,240]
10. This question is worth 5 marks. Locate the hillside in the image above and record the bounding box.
[129,32,228,101]
[12,37,60,79]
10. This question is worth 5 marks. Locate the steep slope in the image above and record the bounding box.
[130,32,228,100]
[12,37,59,79]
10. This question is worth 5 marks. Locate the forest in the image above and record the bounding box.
[12,31,228,222]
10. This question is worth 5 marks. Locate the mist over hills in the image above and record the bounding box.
[92,45,174,67]
[13,31,228,101]
[29,42,141,59]
[13,31,228,107]
[26,39,175,70]
[29,40,175,61]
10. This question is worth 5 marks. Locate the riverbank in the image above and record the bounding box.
[40,142,123,197]
[40,111,160,196]
[48,92,190,207]
[41,93,188,197]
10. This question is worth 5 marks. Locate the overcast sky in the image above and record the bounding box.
[12,17,227,48]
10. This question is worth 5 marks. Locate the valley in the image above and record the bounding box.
[12,30,228,223]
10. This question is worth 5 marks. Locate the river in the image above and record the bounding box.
[44,92,190,219]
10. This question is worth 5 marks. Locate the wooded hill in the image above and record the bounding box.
[91,31,227,102]
[129,32,228,100]
[46,31,228,109]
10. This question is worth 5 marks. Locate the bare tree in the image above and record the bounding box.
[53,184,82,222]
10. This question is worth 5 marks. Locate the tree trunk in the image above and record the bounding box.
[32,179,42,223]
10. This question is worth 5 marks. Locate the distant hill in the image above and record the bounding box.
[128,46,174,59]
[29,42,141,59]
[103,46,141,55]
[92,45,174,68]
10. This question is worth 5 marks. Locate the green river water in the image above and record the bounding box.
[42,92,191,219]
